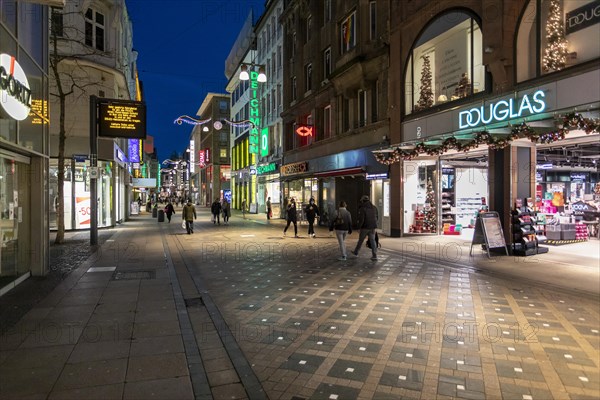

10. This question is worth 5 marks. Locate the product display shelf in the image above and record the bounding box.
[441,190,455,224]
[511,208,549,256]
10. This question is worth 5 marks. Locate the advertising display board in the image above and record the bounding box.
[98,99,146,139]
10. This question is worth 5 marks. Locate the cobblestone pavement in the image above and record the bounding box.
[173,211,600,400]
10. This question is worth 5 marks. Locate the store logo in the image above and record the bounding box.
[0,53,32,120]
[459,90,546,129]
[281,161,308,176]
[566,0,600,35]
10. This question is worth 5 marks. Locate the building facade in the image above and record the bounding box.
[280,0,390,227]
[0,1,50,294]
[48,0,139,230]
[192,93,231,207]
[383,0,599,249]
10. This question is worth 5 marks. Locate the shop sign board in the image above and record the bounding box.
[128,139,140,163]
[366,172,389,180]
[257,162,278,175]
[114,144,127,163]
[132,178,157,188]
[458,90,546,129]
[571,200,596,213]
[566,0,600,35]
[280,161,308,176]
[570,172,588,181]
[0,53,31,120]
[249,71,260,154]
[98,99,146,139]
[189,140,195,174]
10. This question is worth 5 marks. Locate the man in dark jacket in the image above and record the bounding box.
[351,195,379,260]
[211,198,222,225]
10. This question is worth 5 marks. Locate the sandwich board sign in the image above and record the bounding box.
[470,211,508,258]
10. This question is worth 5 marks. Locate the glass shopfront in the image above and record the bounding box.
[50,159,114,230]
[0,154,31,289]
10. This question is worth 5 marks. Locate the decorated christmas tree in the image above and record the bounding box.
[542,0,569,72]
[423,178,437,233]
[454,73,471,98]
[415,55,433,111]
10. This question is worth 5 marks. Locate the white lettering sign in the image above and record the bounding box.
[459,90,546,129]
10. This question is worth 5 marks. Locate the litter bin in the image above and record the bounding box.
[152,207,158,218]
[157,209,165,222]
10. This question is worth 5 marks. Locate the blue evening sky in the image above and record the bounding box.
[127,0,265,160]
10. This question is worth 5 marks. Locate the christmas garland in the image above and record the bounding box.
[374,113,600,165]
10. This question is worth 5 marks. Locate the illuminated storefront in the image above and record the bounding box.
[1,3,49,294]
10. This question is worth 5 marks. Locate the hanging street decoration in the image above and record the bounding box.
[373,113,600,165]
[174,115,255,129]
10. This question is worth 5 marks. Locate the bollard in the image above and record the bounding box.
[157,209,165,222]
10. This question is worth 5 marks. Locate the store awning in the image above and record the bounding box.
[314,167,365,178]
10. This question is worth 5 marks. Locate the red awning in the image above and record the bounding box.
[313,167,365,178]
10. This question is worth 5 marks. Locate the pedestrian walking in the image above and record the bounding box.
[241,198,247,219]
[329,201,353,261]
[266,197,272,220]
[182,199,197,234]
[164,201,175,223]
[283,198,298,237]
[351,195,379,260]
[305,198,320,237]
[211,198,222,225]
[221,199,231,225]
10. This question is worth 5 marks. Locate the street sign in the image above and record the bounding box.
[89,167,99,179]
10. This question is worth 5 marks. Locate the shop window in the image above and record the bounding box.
[341,11,356,54]
[404,11,485,115]
[85,8,105,51]
[516,0,600,82]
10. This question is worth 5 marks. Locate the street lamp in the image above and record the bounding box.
[239,63,267,83]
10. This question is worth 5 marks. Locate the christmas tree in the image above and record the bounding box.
[542,0,569,72]
[415,55,433,111]
[423,178,437,233]
[454,73,471,98]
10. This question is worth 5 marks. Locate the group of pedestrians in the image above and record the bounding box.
[211,198,231,225]
[282,195,379,261]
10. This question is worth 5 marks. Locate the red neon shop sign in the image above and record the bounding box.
[295,124,314,137]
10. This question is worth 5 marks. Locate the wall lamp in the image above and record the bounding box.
[239,64,267,83]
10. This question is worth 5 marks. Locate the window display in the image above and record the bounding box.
[405,11,484,114]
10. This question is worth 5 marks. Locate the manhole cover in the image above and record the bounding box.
[185,297,204,307]
[112,270,156,280]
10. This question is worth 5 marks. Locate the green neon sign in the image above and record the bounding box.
[249,71,260,154]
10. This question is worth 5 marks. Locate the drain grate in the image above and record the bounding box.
[184,297,204,307]
[111,270,156,280]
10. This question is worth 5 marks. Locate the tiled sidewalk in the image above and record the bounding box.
[1,209,598,399]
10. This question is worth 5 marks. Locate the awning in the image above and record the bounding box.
[314,167,365,178]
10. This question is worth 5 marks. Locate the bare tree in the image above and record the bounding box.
[49,7,117,244]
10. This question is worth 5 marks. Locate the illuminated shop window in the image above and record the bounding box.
[405,11,485,115]
[516,0,600,82]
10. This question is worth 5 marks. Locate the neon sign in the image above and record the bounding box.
[0,53,31,120]
[458,90,546,129]
[295,125,314,137]
[249,71,260,154]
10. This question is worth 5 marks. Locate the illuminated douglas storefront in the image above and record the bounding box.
[0,3,50,294]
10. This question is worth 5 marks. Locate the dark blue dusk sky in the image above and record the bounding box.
[127,0,265,161]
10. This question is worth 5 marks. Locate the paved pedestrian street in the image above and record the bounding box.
[168,213,600,400]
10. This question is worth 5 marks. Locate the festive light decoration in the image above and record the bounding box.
[174,115,255,129]
[373,113,599,165]
[423,178,437,233]
[174,115,212,126]
[542,0,569,72]
[415,55,433,111]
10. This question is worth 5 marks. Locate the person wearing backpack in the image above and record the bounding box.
[329,201,352,261]
[351,195,379,261]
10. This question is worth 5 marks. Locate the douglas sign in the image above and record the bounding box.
[458,90,546,129]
